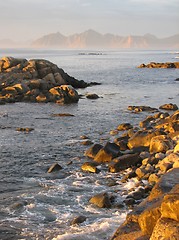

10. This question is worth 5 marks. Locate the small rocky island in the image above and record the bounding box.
[138,61,179,68]
[0,56,99,104]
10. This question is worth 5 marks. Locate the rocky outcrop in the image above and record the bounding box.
[138,62,179,68]
[0,56,99,104]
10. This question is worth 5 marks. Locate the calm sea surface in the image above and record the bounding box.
[0,49,178,239]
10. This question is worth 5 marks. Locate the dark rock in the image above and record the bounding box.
[94,142,122,163]
[175,78,179,81]
[85,143,103,158]
[109,153,141,173]
[128,105,158,112]
[81,162,100,173]
[47,163,63,173]
[138,62,179,69]
[86,93,99,99]
[70,215,87,225]
[159,103,178,111]
[89,192,112,208]
[16,127,34,132]
[117,123,133,131]
[51,113,75,117]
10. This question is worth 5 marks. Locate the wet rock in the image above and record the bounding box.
[89,192,112,208]
[94,142,122,163]
[81,162,100,173]
[16,127,34,132]
[117,123,133,131]
[80,140,93,145]
[84,143,103,158]
[70,215,87,225]
[47,163,63,173]
[128,105,158,112]
[123,198,136,206]
[138,62,179,69]
[86,93,99,99]
[51,113,75,117]
[109,153,141,173]
[159,103,178,111]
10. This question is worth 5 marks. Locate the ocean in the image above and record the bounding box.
[0,49,178,239]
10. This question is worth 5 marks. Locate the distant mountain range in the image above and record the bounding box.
[1,30,179,49]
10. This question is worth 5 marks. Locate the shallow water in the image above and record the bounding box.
[0,49,179,239]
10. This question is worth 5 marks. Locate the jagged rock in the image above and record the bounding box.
[0,57,97,104]
[51,113,75,117]
[149,135,173,153]
[159,103,178,111]
[81,162,100,173]
[84,143,103,158]
[89,192,112,208]
[150,217,179,240]
[47,163,63,173]
[128,129,164,149]
[161,193,179,221]
[94,142,122,163]
[117,123,133,131]
[109,153,141,173]
[138,62,179,69]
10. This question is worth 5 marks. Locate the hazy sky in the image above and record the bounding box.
[0,0,178,41]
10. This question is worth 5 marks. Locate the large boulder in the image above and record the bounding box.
[149,135,173,153]
[94,142,122,163]
[109,153,141,173]
[128,129,164,149]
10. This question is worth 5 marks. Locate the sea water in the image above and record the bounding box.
[0,49,178,239]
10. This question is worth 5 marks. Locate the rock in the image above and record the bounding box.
[94,142,122,163]
[156,153,179,172]
[80,140,93,145]
[139,115,155,128]
[127,105,158,112]
[70,215,86,225]
[117,123,133,131]
[128,129,164,149]
[47,163,63,173]
[109,153,141,173]
[0,57,95,104]
[86,93,99,99]
[161,193,179,221]
[89,192,112,208]
[148,173,160,184]
[174,142,179,153]
[138,62,179,69]
[16,127,34,132]
[81,162,100,173]
[149,168,179,200]
[150,217,179,240]
[159,103,178,111]
[51,113,75,117]
[149,135,173,153]
[138,198,162,235]
[84,143,103,158]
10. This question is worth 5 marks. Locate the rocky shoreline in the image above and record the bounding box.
[0,57,99,104]
[1,57,179,238]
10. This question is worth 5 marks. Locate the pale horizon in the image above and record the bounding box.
[0,0,179,42]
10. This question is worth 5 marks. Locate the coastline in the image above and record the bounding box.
[0,54,179,239]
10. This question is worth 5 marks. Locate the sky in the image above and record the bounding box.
[0,0,178,41]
